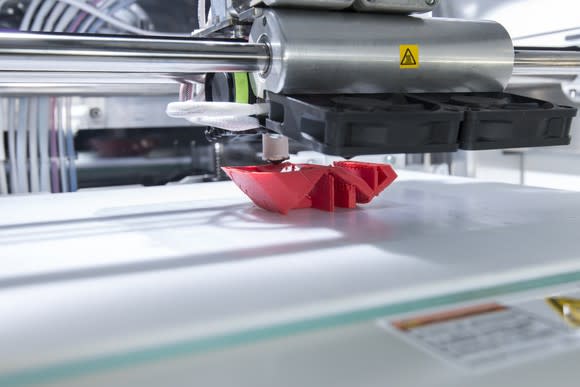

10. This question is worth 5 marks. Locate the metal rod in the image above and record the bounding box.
[0,83,180,96]
[0,32,269,75]
[1,33,580,83]
[514,49,580,76]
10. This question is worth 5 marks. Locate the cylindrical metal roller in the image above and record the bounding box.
[3,21,580,92]
[250,9,515,95]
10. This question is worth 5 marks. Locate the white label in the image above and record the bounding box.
[384,302,580,370]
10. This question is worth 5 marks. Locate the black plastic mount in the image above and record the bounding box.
[264,92,578,158]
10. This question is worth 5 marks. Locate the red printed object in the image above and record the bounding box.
[223,161,398,214]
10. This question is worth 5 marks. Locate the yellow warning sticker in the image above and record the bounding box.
[400,44,419,69]
[546,297,580,328]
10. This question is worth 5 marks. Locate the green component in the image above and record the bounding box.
[234,73,250,104]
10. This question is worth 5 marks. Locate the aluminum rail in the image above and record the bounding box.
[0,83,180,96]
[514,49,580,76]
[0,32,269,75]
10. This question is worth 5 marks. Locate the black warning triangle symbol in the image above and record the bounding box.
[401,48,417,66]
[546,297,580,327]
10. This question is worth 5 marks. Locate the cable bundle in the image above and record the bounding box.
[0,97,77,194]
[20,0,156,35]
[0,1,168,194]
[48,97,78,193]
[0,1,196,194]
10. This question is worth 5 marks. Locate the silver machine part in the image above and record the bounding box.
[255,0,354,10]
[262,133,290,162]
[0,83,179,96]
[0,32,269,75]
[254,0,437,13]
[514,50,580,76]
[352,0,439,13]
[249,9,515,96]
[204,0,438,39]
[0,19,577,92]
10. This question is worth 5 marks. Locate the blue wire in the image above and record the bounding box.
[65,112,78,192]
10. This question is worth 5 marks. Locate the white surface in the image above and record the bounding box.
[474,149,580,191]
[1,170,580,385]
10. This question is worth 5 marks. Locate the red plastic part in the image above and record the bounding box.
[223,161,398,214]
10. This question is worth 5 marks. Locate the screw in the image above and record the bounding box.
[89,107,102,119]
[233,24,245,39]
[213,142,224,181]
[425,0,437,5]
